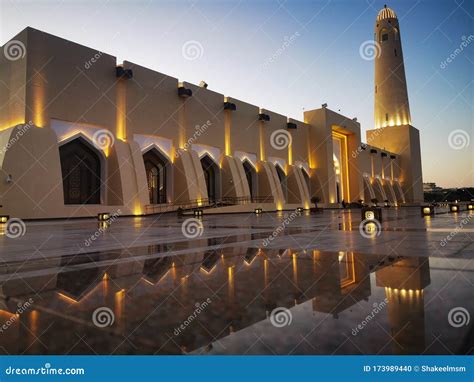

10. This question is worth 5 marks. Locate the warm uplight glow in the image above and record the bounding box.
[116,80,127,141]
[133,203,143,216]
[332,130,351,201]
[0,118,26,132]
[259,122,265,161]
[32,75,46,127]
[288,140,293,165]
[224,111,231,156]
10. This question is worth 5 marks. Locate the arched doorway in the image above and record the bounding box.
[242,160,257,201]
[59,137,102,204]
[275,164,287,200]
[201,154,219,203]
[143,149,169,204]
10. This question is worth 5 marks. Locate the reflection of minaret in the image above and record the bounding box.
[376,257,431,354]
[374,5,411,128]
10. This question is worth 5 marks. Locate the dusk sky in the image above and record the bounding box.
[1,0,472,188]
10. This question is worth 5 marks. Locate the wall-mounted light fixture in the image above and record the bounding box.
[322,103,328,108]
[178,86,192,98]
[258,113,270,122]
[370,149,378,154]
[286,122,297,129]
[224,102,236,111]
[254,208,263,214]
[199,80,208,88]
[116,66,133,79]
[0,215,9,224]
[390,155,396,160]
[381,152,388,158]
[194,209,203,217]
[467,202,474,211]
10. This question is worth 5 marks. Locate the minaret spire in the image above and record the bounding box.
[374,5,411,128]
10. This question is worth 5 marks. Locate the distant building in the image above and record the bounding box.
[423,183,443,192]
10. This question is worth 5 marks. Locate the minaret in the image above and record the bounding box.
[374,5,411,129]
[367,5,423,203]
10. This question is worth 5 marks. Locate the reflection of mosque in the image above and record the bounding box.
[0,243,432,354]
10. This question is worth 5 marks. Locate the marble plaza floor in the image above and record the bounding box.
[0,207,472,355]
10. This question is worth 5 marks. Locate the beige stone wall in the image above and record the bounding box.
[0,28,422,219]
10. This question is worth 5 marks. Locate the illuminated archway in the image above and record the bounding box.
[59,137,102,205]
[143,148,170,204]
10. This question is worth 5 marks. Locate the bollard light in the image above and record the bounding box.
[449,204,459,213]
[421,206,434,217]
[0,215,9,224]
[361,206,382,222]
[98,213,111,222]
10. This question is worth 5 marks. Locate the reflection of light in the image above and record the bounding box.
[57,292,79,304]
[200,264,217,274]
[115,289,125,323]
[292,253,298,283]
[30,310,39,336]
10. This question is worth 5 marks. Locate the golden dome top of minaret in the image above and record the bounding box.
[376,5,397,22]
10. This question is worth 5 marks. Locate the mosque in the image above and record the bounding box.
[0,5,423,219]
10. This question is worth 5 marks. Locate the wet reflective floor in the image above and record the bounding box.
[0,208,472,355]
